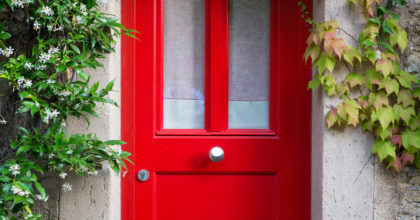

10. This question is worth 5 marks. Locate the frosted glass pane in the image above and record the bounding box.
[228,0,270,129]
[163,0,205,129]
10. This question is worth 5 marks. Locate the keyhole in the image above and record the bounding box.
[137,169,149,182]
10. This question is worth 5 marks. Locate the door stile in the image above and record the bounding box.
[208,0,229,132]
[121,0,136,219]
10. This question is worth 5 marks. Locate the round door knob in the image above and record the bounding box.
[209,146,224,162]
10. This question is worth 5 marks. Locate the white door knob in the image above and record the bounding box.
[209,146,224,162]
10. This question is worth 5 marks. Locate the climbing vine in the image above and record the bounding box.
[300,0,419,172]
[0,0,134,219]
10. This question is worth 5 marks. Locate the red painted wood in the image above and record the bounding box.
[121,0,312,219]
[208,0,229,132]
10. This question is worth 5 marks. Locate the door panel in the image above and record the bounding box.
[156,173,277,220]
[121,0,312,219]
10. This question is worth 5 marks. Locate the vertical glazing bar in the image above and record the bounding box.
[208,0,229,132]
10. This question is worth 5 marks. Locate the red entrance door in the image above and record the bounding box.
[121,0,311,219]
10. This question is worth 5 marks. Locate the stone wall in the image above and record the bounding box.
[313,0,420,220]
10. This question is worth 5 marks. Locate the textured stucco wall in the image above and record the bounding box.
[311,0,376,219]
[59,0,122,219]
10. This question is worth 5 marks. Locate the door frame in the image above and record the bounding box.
[121,0,312,219]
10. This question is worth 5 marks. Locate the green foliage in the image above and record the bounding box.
[0,0,136,218]
[299,0,419,172]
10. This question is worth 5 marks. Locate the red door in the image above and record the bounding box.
[121,0,311,219]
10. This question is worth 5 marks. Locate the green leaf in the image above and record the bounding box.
[380,77,399,95]
[372,140,396,162]
[377,125,392,140]
[103,140,126,146]
[375,59,393,77]
[390,29,407,53]
[345,72,364,88]
[308,74,321,91]
[337,99,361,127]
[364,69,381,89]
[402,130,420,149]
[70,44,81,54]
[325,109,339,128]
[398,89,415,108]
[313,52,336,73]
[377,106,394,129]
[34,181,46,198]
[398,70,417,88]
[393,105,415,125]
[368,92,389,110]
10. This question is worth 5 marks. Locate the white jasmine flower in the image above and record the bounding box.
[61,122,67,127]
[375,50,381,60]
[80,166,88,172]
[48,47,59,54]
[36,65,47,70]
[2,46,14,57]
[51,109,60,117]
[39,53,51,63]
[66,149,73,154]
[47,25,53,31]
[74,104,80,110]
[76,15,82,23]
[0,119,6,125]
[58,90,71,96]
[88,170,98,176]
[54,25,64,32]
[80,4,86,11]
[46,79,55,84]
[33,20,41,31]
[17,77,25,87]
[35,194,48,201]
[62,182,72,192]
[11,185,21,194]
[48,153,55,159]
[41,6,54,16]
[59,172,67,179]
[11,0,24,8]
[24,62,33,70]
[9,164,20,175]
[23,79,32,88]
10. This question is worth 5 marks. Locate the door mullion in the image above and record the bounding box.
[206,0,229,132]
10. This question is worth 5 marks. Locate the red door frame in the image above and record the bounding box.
[121,0,312,219]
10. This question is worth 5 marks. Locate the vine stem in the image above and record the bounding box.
[336,27,359,46]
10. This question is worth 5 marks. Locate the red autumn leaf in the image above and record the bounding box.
[401,152,414,165]
[391,135,401,146]
[391,157,402,172]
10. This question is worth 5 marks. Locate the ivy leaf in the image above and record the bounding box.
[390,29,407,53]
[413,88,420,99]
[314,52,336,73]
[393,105,415,125]
[337,99,361,127]
[325,109,339,128]
[392,135,402,146]
[402,130,420,150]
[380,77,399,95]
[372,140,396,162]
[401,152,414,165]
[368,92,389,110]
[304,43,320,63]
[398,70,417,89]
[391,157,402,172]
[377,125,392,140]
[375,59,393,77]
[345,72,364,88]
[377,106,394,129]
[398,89,415,108]
[364,69,382,89]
